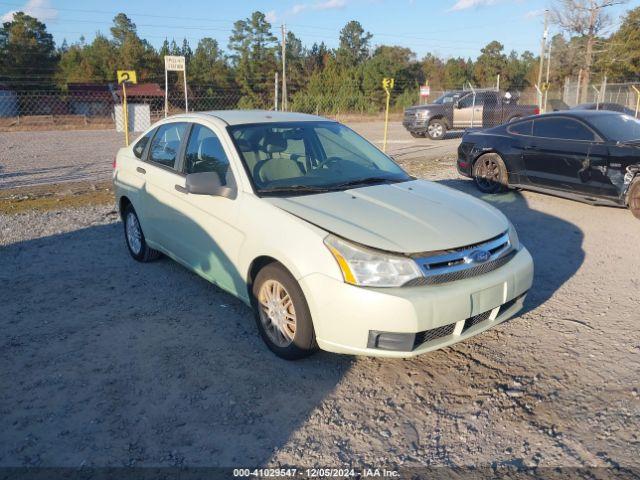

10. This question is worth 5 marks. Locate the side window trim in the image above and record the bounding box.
[140,128,156,161]
[507,120,533,136]
[532,117,601,142]
[175,123,194,174]
[143,121,189,175]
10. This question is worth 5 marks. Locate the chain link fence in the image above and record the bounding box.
[1,79,638,132]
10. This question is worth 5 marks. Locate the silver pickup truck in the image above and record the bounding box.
[403,89,539,140]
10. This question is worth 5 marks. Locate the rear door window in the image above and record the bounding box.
[532,118,596,141]
[148,122,188,169]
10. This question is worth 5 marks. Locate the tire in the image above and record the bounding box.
[628,178,640,220]
[426,119,447,140]
[473,153,509,194]
[123,204,161,262]
[252,262,318,360]
[410,131,426,138]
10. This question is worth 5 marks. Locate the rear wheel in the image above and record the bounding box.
[252,263,318,360]
[628,179,640,219]
[426,119,447,140]
[473,153,509,194]
[123,204,161,262]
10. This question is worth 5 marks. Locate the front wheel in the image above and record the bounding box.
[426,119,447,140]
[123,204,161,262]
[252,263,318,360]
[473,153,509,194]
[628,179,640,219]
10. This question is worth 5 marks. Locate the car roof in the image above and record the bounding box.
[183,110,332,126]
[523,109,626,121]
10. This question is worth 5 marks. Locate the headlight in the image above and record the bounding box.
[508,221,520,251]
[417,110,430,119]
[324,235,423,287]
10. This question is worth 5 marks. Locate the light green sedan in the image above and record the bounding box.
[113,111,534,360]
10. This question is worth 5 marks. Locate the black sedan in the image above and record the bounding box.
[457,110,640,218]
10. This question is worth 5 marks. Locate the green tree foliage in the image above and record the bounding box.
[6,8,640,113]
[473,41,507,86]
[601,6,640,81]
[336,20,372,67]
[228,11,277,108]
[189,37,232,86]
[0,12,57,87]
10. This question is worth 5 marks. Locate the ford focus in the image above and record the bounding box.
[113,111,534,360]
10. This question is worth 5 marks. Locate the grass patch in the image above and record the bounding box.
[0,181,115,214]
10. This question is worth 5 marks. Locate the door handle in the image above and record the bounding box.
[136,167,146,174]
[175,184,187,193]
[524,145,539,151]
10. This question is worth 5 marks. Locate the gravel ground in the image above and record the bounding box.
[0,122,460,189]
[1,157,638,471]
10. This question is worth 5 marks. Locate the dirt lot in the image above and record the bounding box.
[1,146,638,472]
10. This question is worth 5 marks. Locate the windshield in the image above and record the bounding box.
[229,121,411,195]
[587,113,640,142]
[432,92,461,105]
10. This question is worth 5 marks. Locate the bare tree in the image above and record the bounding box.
[551,0,627,102]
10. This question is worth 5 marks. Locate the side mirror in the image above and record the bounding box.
[454,101,460,109]
[185,171,237,199]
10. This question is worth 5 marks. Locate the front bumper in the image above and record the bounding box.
[299,246,534,358]
[402,117,427,133]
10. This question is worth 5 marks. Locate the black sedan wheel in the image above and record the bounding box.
[473,153,509,193]
[628,179,640,219]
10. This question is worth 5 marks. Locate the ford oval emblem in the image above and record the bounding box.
[469,249,491,263]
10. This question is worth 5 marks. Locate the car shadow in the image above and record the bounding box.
[436,178,585,314]
[0,219,352,468]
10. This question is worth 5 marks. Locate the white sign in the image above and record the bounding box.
[115,104,151,133]
[164,55,188,116]
[420,85,430,97]
[164,55,186,71]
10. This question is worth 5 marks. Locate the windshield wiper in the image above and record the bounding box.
[258,185,331,195]
[329,176,400,190]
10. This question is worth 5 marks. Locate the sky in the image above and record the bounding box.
[1,0,638,59]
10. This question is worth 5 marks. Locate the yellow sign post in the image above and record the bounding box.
[117,70,137,146]
[382,77,394,153]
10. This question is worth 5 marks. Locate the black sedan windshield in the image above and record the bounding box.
[229,121,411,194]
[588,113,640,143]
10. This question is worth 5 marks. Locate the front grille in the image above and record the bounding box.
[413,323,456,349]
[404,250,516,286]
[412,292,527,350]
[405,231,514,287]
[462,310,492,333]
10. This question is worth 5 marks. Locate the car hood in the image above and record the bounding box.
[265,179,509,253]
[406,104,444,112]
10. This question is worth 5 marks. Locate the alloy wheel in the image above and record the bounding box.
[428,123,443,138]
[258,279,297,347]
[125,212,143,255]
[475,156,502,190]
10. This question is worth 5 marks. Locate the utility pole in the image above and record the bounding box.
[281,23,287,111]
[544,42,552,112]
[274,72,279,111]
[537,10,549,110]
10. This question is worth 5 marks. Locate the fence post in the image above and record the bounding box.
[632,85,640,118]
